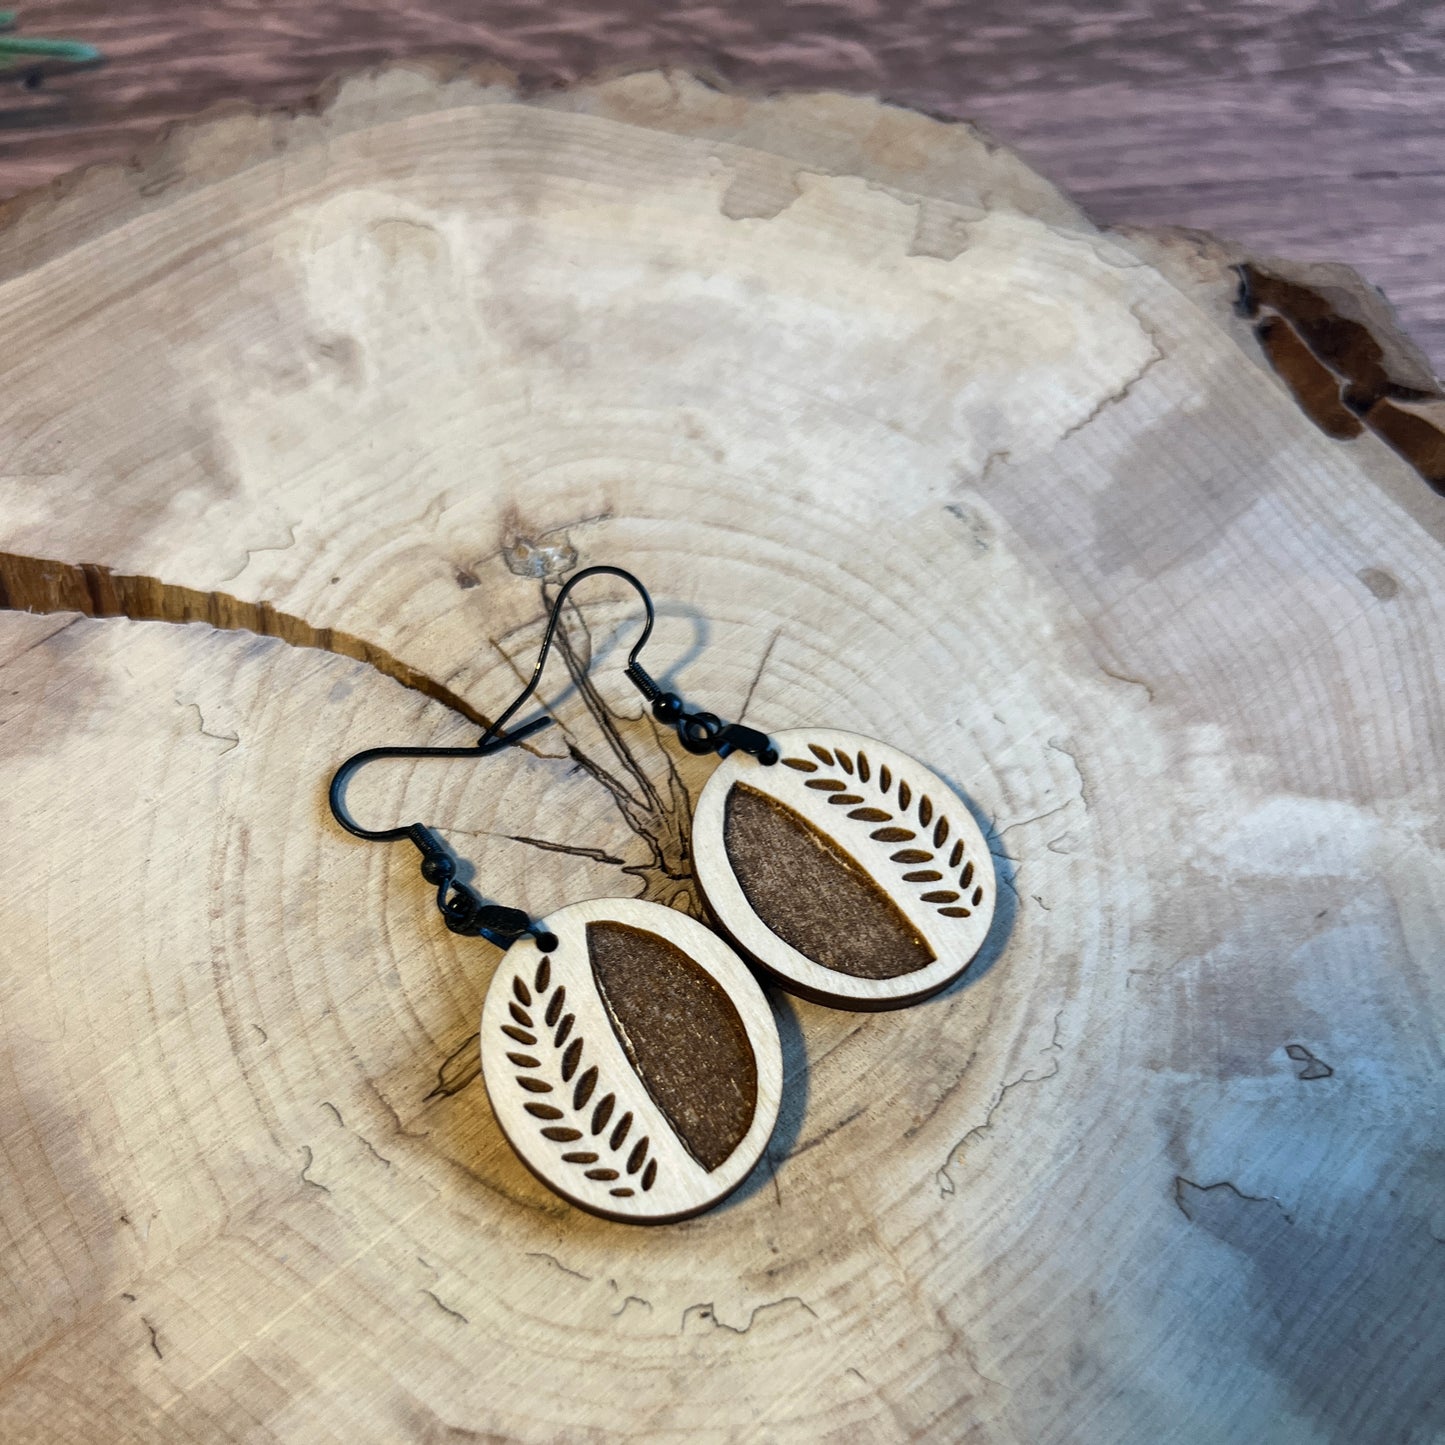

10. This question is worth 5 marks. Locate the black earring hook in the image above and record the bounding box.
[327,563,775,952]
[328,716,558,950]
[479,564,778,765]
[328,724,552,846]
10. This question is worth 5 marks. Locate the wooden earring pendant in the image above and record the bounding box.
[328,567,784,1223]
[479,898,781,1222]
[692,730,996,1010]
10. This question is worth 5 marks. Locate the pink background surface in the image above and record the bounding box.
[2,1,1441,368]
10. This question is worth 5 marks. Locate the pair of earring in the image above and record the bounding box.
[329,567,996,1223]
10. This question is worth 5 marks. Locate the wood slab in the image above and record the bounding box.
[0,69,1440,1443]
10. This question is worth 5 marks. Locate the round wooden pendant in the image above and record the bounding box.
[693,729,997,1010]
[480,898,783,1222]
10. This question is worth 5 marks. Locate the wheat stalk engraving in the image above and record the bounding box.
[501,955,658,1198]
[780,743,986,918]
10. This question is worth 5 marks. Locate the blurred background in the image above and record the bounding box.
[2,1,1440,369]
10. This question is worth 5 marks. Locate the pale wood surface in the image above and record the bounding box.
[0,69,1442,1443]
[2,0,1441,371]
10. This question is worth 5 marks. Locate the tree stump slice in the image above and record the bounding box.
[0,69,1440,1443]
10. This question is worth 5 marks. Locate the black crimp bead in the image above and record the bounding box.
[715,721,778,765]
[651,692,684,722]
[420,855,453,886]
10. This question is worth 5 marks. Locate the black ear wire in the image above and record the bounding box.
[478,564,778,765]
[328,716,559,950]
[327,564,775,951]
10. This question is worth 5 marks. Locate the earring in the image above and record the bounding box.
[691,731,997,1010]
[573,570,998,1011]
[328,568,783,1224]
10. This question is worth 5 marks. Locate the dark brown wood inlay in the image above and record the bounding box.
[723,783,936,981]
[586,922,758,1173]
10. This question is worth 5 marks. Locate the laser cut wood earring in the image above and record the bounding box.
[327,568,783,1223]
[573,568,998,1011]
[691,731,997,1010]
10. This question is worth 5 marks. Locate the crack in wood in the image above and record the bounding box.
[792,1106,866,1158]
[505,834,627,867]
[990,858,1021,898]
[218,521,298,584]
[0,549,497,728]
[424,1031,482,1102]
[1058,308,1165,441]
[810,1024,865,1069]
[1095,661,1156,703]
[737,626,781,724]
[998,799,1074,837]
[298,1144,329,1193]
[1236,263,1445,495]
[680,1296,817,1335]
[612,1294,653,1319]
[1046,736,1093,813]
[175,698,239,754]
[764,1145,783,1208]
[421,1289,468,1324]
[1173,1176,1292,1223]
[1284,1043,1335,1081]
[464,511,614,581]
[526,1251,591,1282]
[358,1134,393,1167]
[903,1045,980,1143]
[938,1055,1061,1196]
[1047,1010,1064,1055]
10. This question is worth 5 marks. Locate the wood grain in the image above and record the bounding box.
[0,69,1441,1443]
[1,1,1441,370]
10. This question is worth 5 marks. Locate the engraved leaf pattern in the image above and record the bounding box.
[782,746,984,917]
[505,955,657,1198]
